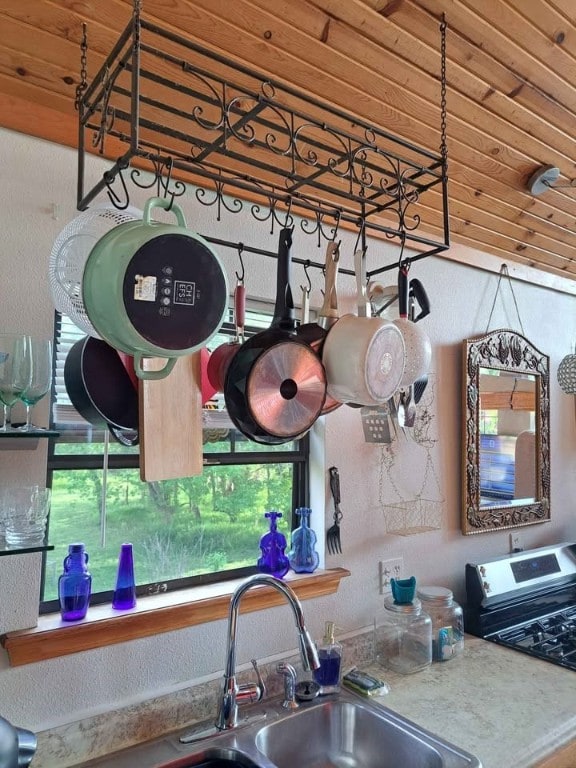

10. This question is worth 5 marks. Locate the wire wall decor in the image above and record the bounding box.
[76,2,450,278]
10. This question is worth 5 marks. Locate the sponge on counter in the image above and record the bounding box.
[342,668,390,697]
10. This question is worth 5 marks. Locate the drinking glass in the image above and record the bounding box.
[19,338,53,431]
[0,334,32,431]
[4,486,51,549]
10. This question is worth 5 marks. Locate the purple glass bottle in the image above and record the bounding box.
[58,543,91,621]
[112,543,137,610]
[257,511,290,579]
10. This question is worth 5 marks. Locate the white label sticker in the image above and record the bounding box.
[134,275,157,302]
[173,281,196,306]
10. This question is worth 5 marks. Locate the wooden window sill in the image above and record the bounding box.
[1,568,350,666]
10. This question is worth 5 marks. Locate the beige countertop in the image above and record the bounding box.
[365,634,576,768]
[36,633,576,768]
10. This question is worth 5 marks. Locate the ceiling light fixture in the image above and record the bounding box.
[527,164,576,195]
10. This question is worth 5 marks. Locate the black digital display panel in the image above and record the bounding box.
[510,554,561,583]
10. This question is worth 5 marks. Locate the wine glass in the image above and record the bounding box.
[19,338,53,431]
[0,334,32,432]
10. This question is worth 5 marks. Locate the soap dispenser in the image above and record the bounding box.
[313,621,342,695]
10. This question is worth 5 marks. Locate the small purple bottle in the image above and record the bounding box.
[58,543,91,621]
[112,543,137,610]
[257,511,290,579]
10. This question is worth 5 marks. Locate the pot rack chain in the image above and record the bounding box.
[76,3,450,278]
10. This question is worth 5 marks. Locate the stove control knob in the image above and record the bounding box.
[479,566,486,577]
[483,581,491,593]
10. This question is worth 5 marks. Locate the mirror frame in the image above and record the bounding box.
[462,328,550,535]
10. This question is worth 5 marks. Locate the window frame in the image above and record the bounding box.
[41,310,311,613]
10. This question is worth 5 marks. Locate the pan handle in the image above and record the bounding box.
[133,354,178,380]
[318,240,340,322]
[143,196,187,228]
[271,227,296,330]
[409,278,431,322]
[109,425,139,447]
[354,249,370,318]
[398,264,410,319]
[235,282,246,341]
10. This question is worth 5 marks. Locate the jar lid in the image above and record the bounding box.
[417,585,453,604]
[384,595,422,613]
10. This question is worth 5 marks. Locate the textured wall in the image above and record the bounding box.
[1,128,576,734]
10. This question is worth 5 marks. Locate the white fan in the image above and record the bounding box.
[48,203,143,337]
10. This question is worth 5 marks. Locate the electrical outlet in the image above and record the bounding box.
[510,532,523,553]
[379,557,404,594]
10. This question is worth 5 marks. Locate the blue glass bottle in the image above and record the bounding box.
[287,507,319,573]
[112,542,137,610]
[257,511,290,579]
[58,543,92,621]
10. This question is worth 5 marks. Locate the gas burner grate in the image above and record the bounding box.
[492,608,576,671]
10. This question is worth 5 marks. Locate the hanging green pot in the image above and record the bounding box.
[82,197,228,380]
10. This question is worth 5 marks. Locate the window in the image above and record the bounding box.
[41,308,309,612]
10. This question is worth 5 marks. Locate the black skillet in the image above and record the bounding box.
[64,336,139,446]
[224,227,327,444]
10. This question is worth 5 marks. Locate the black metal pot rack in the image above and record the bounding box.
[76,2,450,279]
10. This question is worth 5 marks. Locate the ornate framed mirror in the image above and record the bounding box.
[462,329,550,535]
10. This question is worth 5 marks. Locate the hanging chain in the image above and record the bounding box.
[439,14,448,168]
[74,23,88,111]
[485,263,526,335]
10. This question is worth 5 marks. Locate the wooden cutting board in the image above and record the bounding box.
[138,353,203,481]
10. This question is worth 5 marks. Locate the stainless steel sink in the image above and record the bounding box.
[177,747,264,768]
[82,688,481,768]
[255,700,444,768]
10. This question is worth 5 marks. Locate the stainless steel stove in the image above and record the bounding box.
[465,542,576,671]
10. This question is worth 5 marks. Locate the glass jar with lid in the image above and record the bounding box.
[375,596,432,674]
[417,585,464,662]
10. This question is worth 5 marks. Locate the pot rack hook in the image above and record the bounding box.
[397,232,410,271]
[353,218,366,253]
[162,157,176,211]
[300,260,312,295]
[104,162,130,210]
[331,209,342,241]
[284,197,294,229]
[235,243,245,284]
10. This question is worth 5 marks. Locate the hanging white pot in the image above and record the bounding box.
[322,249,406,406]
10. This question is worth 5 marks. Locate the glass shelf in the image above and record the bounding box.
[0,545,54,557]
[0,428,59,450]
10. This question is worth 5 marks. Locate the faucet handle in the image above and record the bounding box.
[250,658,266,700]
[276,662,299,710]
[236,659,266,705]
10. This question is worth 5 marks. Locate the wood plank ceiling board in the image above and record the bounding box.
[1,0,576,280]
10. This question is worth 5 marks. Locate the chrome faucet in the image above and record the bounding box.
[0,716,37,768]
[276,662,299,710]
[214,574,320,731]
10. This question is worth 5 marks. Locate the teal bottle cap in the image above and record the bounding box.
[391,576,416,604]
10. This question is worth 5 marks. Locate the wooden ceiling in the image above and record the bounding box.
[2,0,576,281]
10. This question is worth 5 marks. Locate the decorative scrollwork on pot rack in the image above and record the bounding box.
[76,2,450,278]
